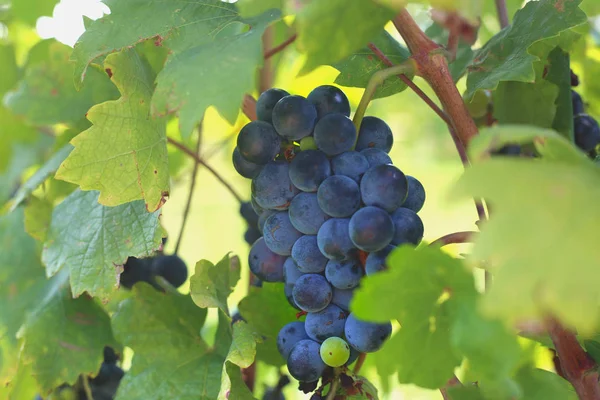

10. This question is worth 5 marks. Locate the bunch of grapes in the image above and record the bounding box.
[233,85,425,392]
[571,90,600,157]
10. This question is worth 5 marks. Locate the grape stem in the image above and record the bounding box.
[174,122,203,255]
[353,353,366,374]
[81,375,93,400]
[263,34,297,60]
[242,94,258,121]
[495,0,510,28]
[439,375,462,400]
[166,137,244,204]
[352,61,417,132]
[325,373,341,400]
[546,318,600,399]
[430,231,476,247]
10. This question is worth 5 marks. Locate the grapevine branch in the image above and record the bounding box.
[174,122,203,254]
[546,318,600,399]
[439,375,462,400]
[430,231,476,247]
[263,34,297,60]
[259,26,275,92]
[495,0,510,29]
[166,137,244,204]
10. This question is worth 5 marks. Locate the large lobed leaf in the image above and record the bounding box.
[56,49,169,212]
[465,0,587,99]
[42,190,163,299]
[455,125,600,334]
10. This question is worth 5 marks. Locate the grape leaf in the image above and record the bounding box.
[113,285,257,400]
[546,47,575,140]
[238,283,299,366]
[190,254,241,315]
[1,356,38,400]
[56,49,169,212]
[0,43,18,93]
[219,362,257,400]
[42,190,163,299]
[23,196,52,242]
[455,127,600,334]
[236,0,283,17]
[111,284,208,372]
[448,386,485,400]
[10,144,73,210]
[296,0,395,74]
[465,0,587,99]
[19,269,119,392]
[226,321,260,368]
[0,208,47,340]
[71,0,240,87]
[152,10,279,136]
[332,30,412,99]
[10,0,59,25]
[5,40,119,126]
[515,367,576,400]
[374,0,481,24]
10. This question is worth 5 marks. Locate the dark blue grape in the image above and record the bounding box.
[402,176,426,213]
[304,304,347,342]
[263,212,303,256]
[360,148,392,167]
[152,254,188,288]
[355,116,394,153]
[292,274,332,312]
[317,175,360,218]
[307,85,351,119]
[252,161,299,210]
[344,313,392,353]
[492,144,521,156]
[291,235,328,273]
[283,257,304,285]
[288,192,330,235]
[360,164,408,212]
[284,283,300,310]
[331,287,354,312]
[103,346,118,364]
[287,340,326,382]
[572,90,584,115]
[233,147,263,179]
[574,114,600,152]
[251,195,265,215]
[390,208,424,246]
[232,311,246,325]
[244,227,261,245]
[257,88,290,123]
[237,121,281,164]
[317,218,356,261]
[272,95,318,140]
[252,279,263,288]
[249,237,286,282]
[258,209,276,234]
[277,321,310,359]
[346,346,360,366]
[120,257,153,289]
[365,245,396,276]
[324,259,363,289]
[313,113,357,156]
[331,151,370,183]
[289,150,331,192]
[240,201,259,227]
[93,362,124,385]
[349,206,394,252]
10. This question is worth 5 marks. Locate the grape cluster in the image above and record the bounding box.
[571,90,600,157]
[120,238,188,290]
[233,86,426,389]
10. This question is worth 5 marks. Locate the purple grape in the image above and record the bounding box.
[355,116,394,153]
[304,304,347,342]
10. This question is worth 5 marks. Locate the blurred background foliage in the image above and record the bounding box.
[1,0,599,398]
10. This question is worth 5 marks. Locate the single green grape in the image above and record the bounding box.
[300,136,317,151]
[320,336,350,367]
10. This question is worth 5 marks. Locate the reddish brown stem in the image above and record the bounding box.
[241,363,256,392]
[166,137,244,204]
[263,34,297,60]
[495,0,510,28]
[446,31,459,62]
[259,26,275,93]
[430,231,476,247]
[242,94,258,121]
[439,375,462,400]
[392,10,479,148]
[546,318,600,399]
[353,353,366,374]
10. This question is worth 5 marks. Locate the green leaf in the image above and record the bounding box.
[297,0,394,74]
[5,40,119,126]
[111,284,208,372]
[20,270,119,392]
[425,23,474,82]
[226,322,260,368]
[351,246,474,388]
[374,0,481,24]
[0,43,18,94]
[546,47,575,140]
[10,144,73,210]
[152,10,279,135]
[10,0,59,25]
[23,196,52,242]
[190,254,241,315]
[42,190,163,299]
[465,0,587,99]
[454,135,600,334]
[0,208,47,340]
[2,356,39,400]
[332,30,412,99]
[71,0,240,87]
[515,367,577,400]
[219,362,257,400]
[56,49,169,212]
[236,0,283,18]
[448,386,485,400]
[238,283,298,366]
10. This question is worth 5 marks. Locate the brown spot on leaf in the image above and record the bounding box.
[154,35,164,46]
[105,68,113,78]
[50,88,58,96]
